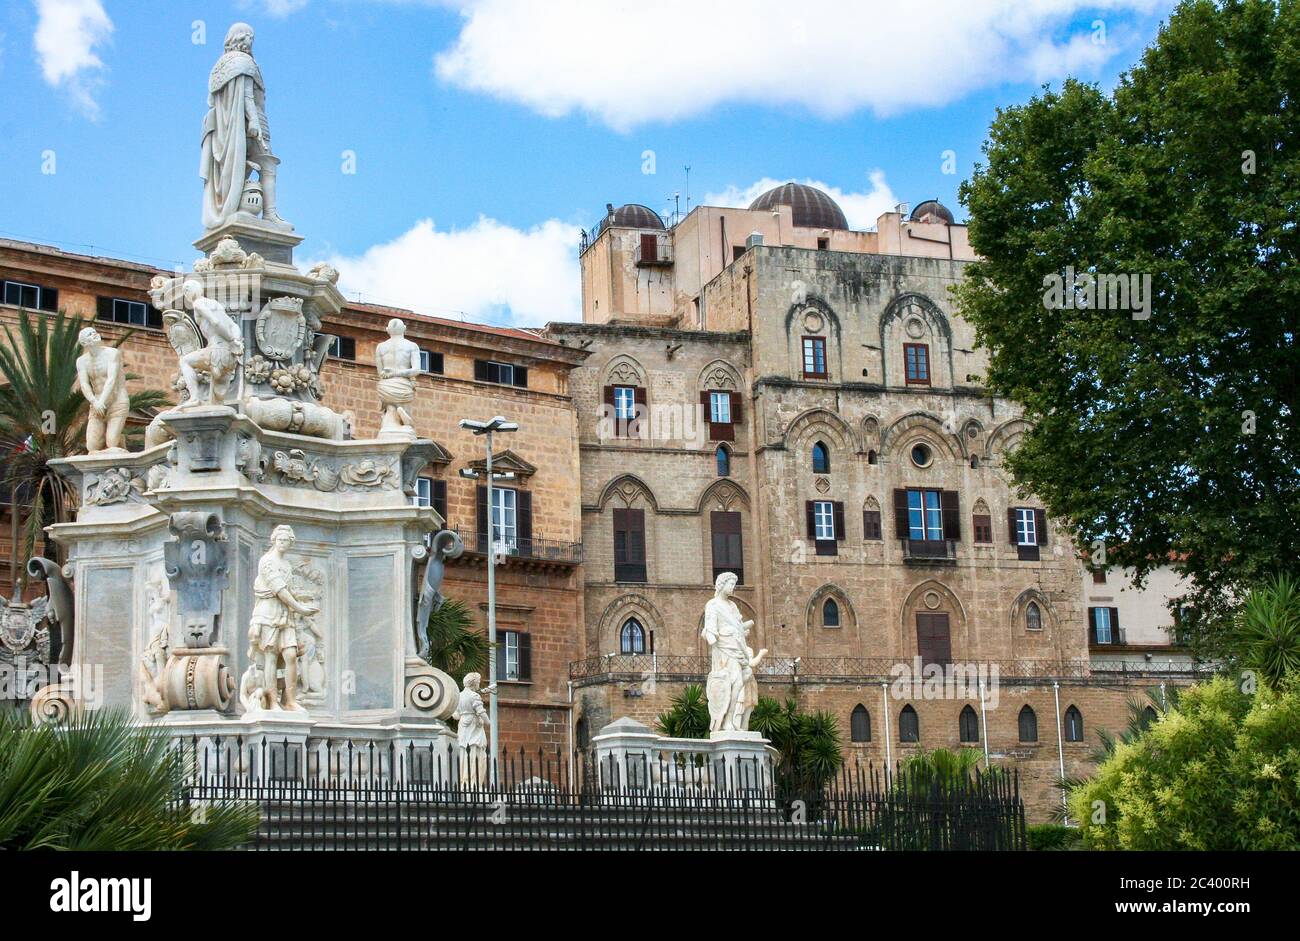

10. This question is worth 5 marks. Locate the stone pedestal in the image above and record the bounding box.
[195,219,303,266]
[591,717,778,792]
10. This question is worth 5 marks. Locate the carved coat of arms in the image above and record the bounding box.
[0,598,46,654]
[255,296,307,361]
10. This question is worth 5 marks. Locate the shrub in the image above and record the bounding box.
[1027,823,1080,851]
[1068,675,1300,850]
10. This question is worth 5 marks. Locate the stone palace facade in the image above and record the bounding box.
[0,188,1199,819]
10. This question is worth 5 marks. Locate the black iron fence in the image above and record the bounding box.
[174,736,1026,851]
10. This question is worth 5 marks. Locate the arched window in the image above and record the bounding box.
[1064,705,1084,742]
[969,455,980,469]
[850,704,871,742]
[812,441,830,474]
[1018,705,1038,743]
[1026,601,1042,631]
[822,598,840,628]
[867,449,878,465]
[959,705,980,743]
[899,705,919,743]
[715,445,730,477]
[1142,705,1158,726]
[619,617,646,654]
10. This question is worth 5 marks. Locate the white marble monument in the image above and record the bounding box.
[375,318,420,441]
[75,327,129,454]
[702,571,767,737]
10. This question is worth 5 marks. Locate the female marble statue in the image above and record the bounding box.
[247,525,318,712]
[454,672,490,787]
[702,572,767,733]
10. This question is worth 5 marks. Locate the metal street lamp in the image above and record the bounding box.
[458,415,518,784]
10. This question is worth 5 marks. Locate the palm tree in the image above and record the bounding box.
[655,684,709,739]
[422,598,489,677]
[897,746,988,789]
[1233,574,1300,688]
[0,309,170,593]
[0,708,258,850]
[750,696,844,794]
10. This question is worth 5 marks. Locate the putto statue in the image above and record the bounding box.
[245,525,319,713]
[200,22,290,231]
[702,572,767,734]
[375,318,420,440]
[75,327,129,454]
[169,279,244,406]
[453,672,490,787]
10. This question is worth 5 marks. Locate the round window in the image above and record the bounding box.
[911,443,932,467]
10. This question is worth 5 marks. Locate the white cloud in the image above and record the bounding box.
[240,0,311,17]
[435,0,1166,129]
[704,172,901,231]
[315,216,581,328]
[33,0,113,119]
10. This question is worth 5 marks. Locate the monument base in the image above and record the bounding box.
[195,217,303,265]
[591,717,778,793]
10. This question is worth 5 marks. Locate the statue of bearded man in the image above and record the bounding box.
[199,22,290,231]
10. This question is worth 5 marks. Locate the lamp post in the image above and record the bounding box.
[459,415,518,785]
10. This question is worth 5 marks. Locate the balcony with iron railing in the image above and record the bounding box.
[448,526,583,568]
[634,234,673,267]
[899,538,957,564]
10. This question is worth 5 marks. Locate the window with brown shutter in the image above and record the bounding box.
[973,513,992,543]
[497,630,532,682]
[862,509,882,541]
[893,489,910,540]
[940,490,961,540]
[432,479,447,525]
[806,500,838,556]
[517,491,533,555]
[640,232,659,264]
[916,612,952,667]
[710,511,743,584]
[613,508,647,583]
[703,390,735,441]
[1034,508,1048,545]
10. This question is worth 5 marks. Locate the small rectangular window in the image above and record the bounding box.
[474,359,527,388]
[813,500,835,541]
[328,336,357,361]
[413,477,433,508]
[1015,507,1037,546]
[802,336,827,378]
[613,385,636,421]
[419,349,444,374]
[904,343,930,385]
[817,237,830,251]
[491,487,518,550]
[3,280,58,311]
[907,489,943,542]
[863,509,882,541]
[1092,569,1106,584]
[1092,607,1113,644]
[709,391,731,424]
[497,630,531,682]
[732,245,746,262]
[710,510,743,585]
[973,514,992,544]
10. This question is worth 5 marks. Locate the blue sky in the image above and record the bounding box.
[1,0,1176,325]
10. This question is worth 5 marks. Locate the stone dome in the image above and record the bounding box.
[603,203,665,230]
[748,182,848,230]
[909,199,956,225]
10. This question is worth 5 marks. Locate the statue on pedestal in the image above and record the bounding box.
[245,525,318,713]
[702,572,767,733]
[375,318,420,440]
[200,22,291,231]
[453,672,490,787]
[75,328,129,454]
[172,279,243,407]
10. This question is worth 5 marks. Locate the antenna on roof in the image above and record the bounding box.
[684,165,691,216]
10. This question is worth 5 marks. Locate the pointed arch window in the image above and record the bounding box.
[899,705,919,743]
[959,705,980,743]
[715,445,731,477]
[822,598,840,628]
[850,705,871,742]
[620,617,646,654]
[812,441,830,474]
[1026,601,1042,631]
[1064,705,1084,742]
[1018,705,1038,743]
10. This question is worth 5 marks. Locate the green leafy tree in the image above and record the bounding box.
[422,598,489,678]
[1068,675,1300,849]
[655,684,709,739]
[0,709,258,850]
[897,746,989,789]
[1233,573,1300,687]
[954,0,1300,658]
[0,310,169,592]
[750,696,844,793]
